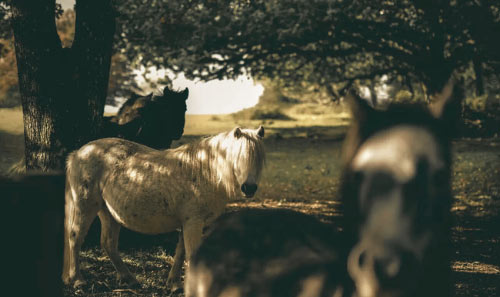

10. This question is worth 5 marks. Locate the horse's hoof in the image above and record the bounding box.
[73,279,87,288]
[166,280,183,294]
[118,276,140,288]
[167,285,184,295]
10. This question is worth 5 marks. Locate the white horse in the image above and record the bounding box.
[62,126,265,290]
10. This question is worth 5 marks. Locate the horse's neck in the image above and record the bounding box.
[169,136,237,195]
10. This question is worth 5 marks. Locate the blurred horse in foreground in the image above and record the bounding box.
[62,126,265,291]
[341,81,461,297]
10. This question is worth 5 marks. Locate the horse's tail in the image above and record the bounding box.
[62,152,77,284]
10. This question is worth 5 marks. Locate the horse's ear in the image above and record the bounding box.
[346,89,373,125]
[257,126,265,138]
[428,79,463,122]
[181,88,189,100]
[234,127,242,138]
[163,85,172,94]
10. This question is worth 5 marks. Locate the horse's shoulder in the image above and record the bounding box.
[75,138,138,158]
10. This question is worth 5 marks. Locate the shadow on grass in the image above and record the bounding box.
[452,208,500,297]
[82,219,179,254]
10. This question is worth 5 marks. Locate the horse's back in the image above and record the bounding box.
[68,137,157,171]
[66,138,156,197]
[186,208,353,297]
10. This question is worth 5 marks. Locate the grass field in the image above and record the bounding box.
[1,107,499,297]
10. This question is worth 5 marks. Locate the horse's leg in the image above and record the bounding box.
[182,219,204,262]
[62,186,99,288]
[98,208,138,286]
[62,181,73,285]
[166,219,202,292]
[166,230,185,291]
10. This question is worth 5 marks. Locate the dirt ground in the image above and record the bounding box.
[1,109,499,297]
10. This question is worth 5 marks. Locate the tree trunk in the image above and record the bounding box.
[414,0,454,95]
[10,0,115,171]
[72,0,115,140]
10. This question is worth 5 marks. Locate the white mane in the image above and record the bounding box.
[168,129,266,197]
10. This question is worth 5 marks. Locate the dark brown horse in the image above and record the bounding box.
[341,81,462,297]
[102,86,188,149]
[185,208,354,297]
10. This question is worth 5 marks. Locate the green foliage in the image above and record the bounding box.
[116,0,500,96]
[0,38,19,107]
[0,1,11,40]
[1,0,499,137]
[56,8,75,47]
[393,90,415,104]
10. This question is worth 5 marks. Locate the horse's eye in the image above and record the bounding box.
[352,170,364,185]
[367,172,395,199]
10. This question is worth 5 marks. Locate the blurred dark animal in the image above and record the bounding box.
[185,208,354,297]
[1,172,65,297]
[340,81,462,297]
[185,81,461,297]
[62,127,265,290]
[102,86,189,149]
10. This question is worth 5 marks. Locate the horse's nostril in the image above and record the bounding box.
[241,183,257,195]
[374,256,401,283]
[358,250,367,267]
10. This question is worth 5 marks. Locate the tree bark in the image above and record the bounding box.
[413,0,454,95]
[72,0,115,139]
[10,0,115,171]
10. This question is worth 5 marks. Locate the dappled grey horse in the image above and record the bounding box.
[62,126,265,290]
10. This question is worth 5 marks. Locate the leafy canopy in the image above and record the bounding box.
[116,0,500,94]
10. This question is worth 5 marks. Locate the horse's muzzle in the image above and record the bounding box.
[348,241,420,297]
[241,183,258,198]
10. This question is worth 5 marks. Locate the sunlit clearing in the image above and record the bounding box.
[133,68,263,115]
[172,73,263,115]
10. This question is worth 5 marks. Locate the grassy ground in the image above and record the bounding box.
[0,107,24,174]
[1,107,499,297]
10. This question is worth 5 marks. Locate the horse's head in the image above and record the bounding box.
[229,126,265,198]
[115,86,188,149]
[342,81,461,297]
[116,93,150,126]
[153,86,189,141]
